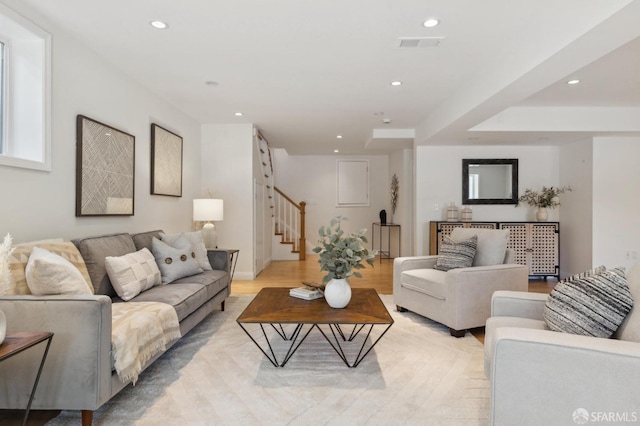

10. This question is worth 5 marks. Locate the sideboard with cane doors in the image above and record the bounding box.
[429,221,560,279]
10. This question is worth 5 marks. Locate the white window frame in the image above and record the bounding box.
[469,173,479,199]
[0,38,5,153]
[0,3,52,171]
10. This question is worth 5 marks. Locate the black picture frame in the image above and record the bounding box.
[150,124,183,197]
[462,158,518,205]
[76,115,135,216]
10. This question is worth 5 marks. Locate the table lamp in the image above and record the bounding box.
[193,199,224,248]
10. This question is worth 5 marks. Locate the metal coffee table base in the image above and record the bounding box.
[238,322,393,368]
[318,323,393,367]
[238,323,316,367]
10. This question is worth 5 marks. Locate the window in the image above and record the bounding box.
[0,3,51,171]
[468,173,479,199]
[0,40,4,153]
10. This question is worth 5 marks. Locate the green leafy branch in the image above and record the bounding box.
[312,216,377,284]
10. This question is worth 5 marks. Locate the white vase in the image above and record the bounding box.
[324,278,351,309]
[446,202,459,222]
[461,205,473,222]
[536,207,549,222]
[0,309,6,345]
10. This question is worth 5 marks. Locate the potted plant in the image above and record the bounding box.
[312,216,376,308]
[517,186,571,221]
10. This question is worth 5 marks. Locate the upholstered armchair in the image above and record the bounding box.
[484,263,640,425]
[393,228,529,337]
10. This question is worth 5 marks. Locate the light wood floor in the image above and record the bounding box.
[232,255,395,294]
[232,255,557,343]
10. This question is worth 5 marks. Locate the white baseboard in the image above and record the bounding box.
[232,271,255,280]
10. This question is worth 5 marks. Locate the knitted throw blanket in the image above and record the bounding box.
[111,302,181,384]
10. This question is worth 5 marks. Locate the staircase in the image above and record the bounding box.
[273,188,306,260]
[256,135,306,261]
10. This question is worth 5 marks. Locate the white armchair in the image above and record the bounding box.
[485,263,640,425]
[393,228,529,337]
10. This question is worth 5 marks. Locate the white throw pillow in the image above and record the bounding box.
[161,231,212,271]
[0,233,14,296]
[450,228,509,266]
[25,247,93,295]
[152,236,203,284]
[105,248,162,301]
[9,241,93,295]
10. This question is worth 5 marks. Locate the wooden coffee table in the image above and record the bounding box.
[237,287,393,367]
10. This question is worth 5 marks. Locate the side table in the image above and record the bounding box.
[0,332,54,426]
[226,249,239,282]
[207,249,239,282]
[371,222,401,263]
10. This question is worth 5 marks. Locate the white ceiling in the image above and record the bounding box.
[14,0,640,154]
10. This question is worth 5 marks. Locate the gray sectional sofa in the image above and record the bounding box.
[0,230,231,425]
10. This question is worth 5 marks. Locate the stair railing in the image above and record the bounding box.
[274,187,306,260]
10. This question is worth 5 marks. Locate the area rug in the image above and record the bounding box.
[47,295,490,425]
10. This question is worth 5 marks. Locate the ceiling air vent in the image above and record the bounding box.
[398,37,444,48]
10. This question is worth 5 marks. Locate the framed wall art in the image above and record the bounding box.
[150,124,183,197]
[76,115,135,216]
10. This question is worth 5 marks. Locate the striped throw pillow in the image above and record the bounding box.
[434,235,477,271]
[562,265,606,283]
[543,267,633,338]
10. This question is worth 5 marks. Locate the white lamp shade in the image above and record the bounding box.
[193,199,224,221]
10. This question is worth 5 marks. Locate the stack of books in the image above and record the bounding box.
[289,287,324,300]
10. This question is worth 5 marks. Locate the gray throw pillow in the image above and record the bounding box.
[543,267,633,338]
[161,231,212,271]
[151,236,203,284]
[434,235,477,272]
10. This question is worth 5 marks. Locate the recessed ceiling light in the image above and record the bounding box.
[234,112,243,116]
[423,18,439,28]
[390,81,402,86]
[205,81,218,86]
[150,20,168,29]
[336,135,343,139]
[567,79,580,85]
[334,150,339,153]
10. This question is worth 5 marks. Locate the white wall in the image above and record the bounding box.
[253,134,272,273]
[273,150,389,254]
[0,2,201,243]
[592,137,640,270]
[200,124,254,279]
[389,149,413,257]
[414,145,560,255]
[559,138,594,276]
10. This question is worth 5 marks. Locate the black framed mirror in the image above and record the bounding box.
[462,159,518,205]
